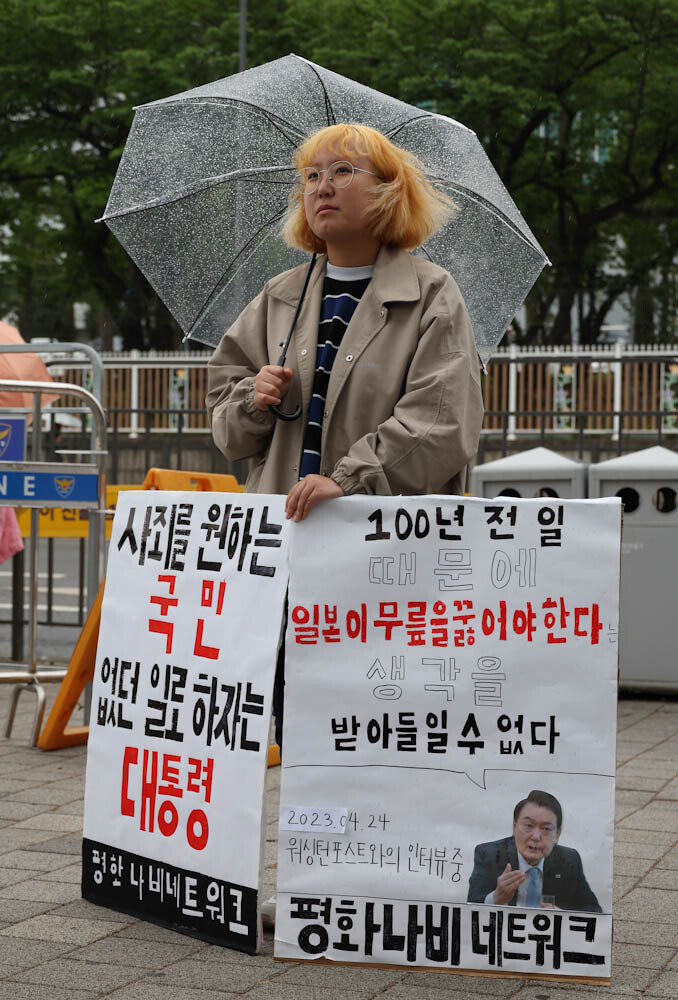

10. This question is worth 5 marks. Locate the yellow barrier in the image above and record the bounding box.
[141,468,244,493]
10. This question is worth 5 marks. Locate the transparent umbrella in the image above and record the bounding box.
[100,53,550,366]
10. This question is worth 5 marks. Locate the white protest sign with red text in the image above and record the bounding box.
[275,495,620,980]
[83,491,288,951]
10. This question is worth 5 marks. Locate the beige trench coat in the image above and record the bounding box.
[206,244,484,496]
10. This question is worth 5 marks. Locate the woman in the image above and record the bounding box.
[207,123,484,757]
[207,123,484,521]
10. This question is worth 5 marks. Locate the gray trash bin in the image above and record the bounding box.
[588,445,678,691]
[472,446,587,499]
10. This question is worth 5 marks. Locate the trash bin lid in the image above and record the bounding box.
[474,446,585,480]
[590,445,678,480]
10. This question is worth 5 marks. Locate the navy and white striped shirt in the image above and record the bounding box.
[299,263,373,479]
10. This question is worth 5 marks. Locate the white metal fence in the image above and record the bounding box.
[47,342,678,438]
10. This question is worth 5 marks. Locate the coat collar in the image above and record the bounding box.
[370,244,421,304]
[267,244,421,306]
[269,244,422,417]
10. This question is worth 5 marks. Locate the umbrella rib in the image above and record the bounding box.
[138,95,306,148]
[252,105,305,148]
[99,166,295,222]
[384,114,437,141]
[299,61,337,125]
[386,112,475,138]
[216,99,305,148]
[187,210,288,338]
[426,178,550,262]
[382,115,549,262]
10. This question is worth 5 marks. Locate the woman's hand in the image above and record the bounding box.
[286,475,345,522]
[253,365,293,410]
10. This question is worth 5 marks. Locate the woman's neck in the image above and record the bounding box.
[325,236,381,268]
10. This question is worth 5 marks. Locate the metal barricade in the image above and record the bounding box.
[0,378,106,744]
[0,341,104,403]
[2,342,105,657]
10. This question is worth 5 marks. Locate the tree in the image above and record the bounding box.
[278,0,678,344]
[1,0,677,348]
[0,0,240,348]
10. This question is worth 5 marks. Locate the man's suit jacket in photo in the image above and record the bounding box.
[467,835,603,913]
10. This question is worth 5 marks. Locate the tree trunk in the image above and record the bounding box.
[18,273,34,341]
[550,275,576,344]
[633,277,655,343]
[96,306,116,351]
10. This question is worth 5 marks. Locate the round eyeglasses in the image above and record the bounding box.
[297,160,378,195]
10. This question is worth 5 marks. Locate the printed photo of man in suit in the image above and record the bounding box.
[467,789,602,912]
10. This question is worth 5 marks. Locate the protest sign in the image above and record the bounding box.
[82,490,289,951]
[275,495,620,981]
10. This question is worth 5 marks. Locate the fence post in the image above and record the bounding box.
[612,341,622,442]
[508,343,517,441]
[11,550,24,662]
[129,349,139,439]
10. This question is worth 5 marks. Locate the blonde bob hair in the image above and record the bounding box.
[282,123,456,253]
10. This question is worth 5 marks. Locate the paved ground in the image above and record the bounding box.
[0,686,677,999]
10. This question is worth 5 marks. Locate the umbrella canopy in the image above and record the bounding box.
[100,54,550,366]
[0,322,57,413]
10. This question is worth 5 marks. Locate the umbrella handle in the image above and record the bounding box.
[269,400,302,421]
[268,253,317,423]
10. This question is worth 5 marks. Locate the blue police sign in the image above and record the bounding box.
[0,470,98,505]
[0,417,26,462]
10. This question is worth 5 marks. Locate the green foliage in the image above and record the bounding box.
[1,0,677,347]
[279,0,678,342]
[0,0,238,346]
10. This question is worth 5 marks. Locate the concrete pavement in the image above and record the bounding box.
[0,686,677,999]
